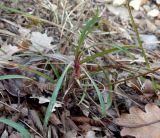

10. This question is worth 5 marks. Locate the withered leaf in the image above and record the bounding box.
[115,104,160,138]
[29,110,44,134]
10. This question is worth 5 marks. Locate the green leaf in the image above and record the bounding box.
[82,67,106,116]
[76,14,100,56]
[43,63,72,128]
[47,60,60,79]
[0,118,30,138]
[80,45,134,64]
[98,64,113,110]
[78,16,100,47]
[0,75,32,80]
[0,61,56,83]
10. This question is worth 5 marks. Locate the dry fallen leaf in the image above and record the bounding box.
[29,96,62,111]
[18,27,55,52]
[29,110,44,134]
[0,44,20,61]
[115,104,160,138]
[141,79,154,94]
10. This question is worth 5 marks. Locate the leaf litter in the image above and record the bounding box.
[0,0,160,137]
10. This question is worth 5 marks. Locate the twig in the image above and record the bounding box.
[126,0,150,68]
[115,119,160,128]
[111,66,160,85]
[20,119,44,138]
[0,101,20,112]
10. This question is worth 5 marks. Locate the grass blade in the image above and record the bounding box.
[0,61,56,83]
[47,60,60,79]
[80,45,134,64]
[81,67,106,116]
[76,13,100,57]
[43,63,72,128]
[0,75,32,80]
[0,118,30,138]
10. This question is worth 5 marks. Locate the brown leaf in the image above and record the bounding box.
[142,79,154,94]
[51,126,59,138]
[115,104,160,138]
[8,113,21,134]
[61,111,79,132]
[0,123,5,136]
[9,132,23,138]
[3,79,27,97]
[71,116,103,127]
[50,113,62,126]
[29,110,44,134]
[37,82,55,92]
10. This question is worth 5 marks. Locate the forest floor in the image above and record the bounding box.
[0,0,160,138]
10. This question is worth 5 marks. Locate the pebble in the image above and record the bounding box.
[156,0,160,4]
[155,20,160,27]
[147,9,160,17]
[140,34,159,50]
[130,0,148,11]
[106,5,129,20]
[104,0,112,3]
[130,0,142,10]
[113,0,126,6]
[155,29,160,36]
[143,5,151,12]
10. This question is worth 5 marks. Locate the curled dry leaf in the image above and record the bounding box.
[0,44,20,61]
[141,79,154,94]
[115,104,160,138]
[50,113,62,126]
[71,116,103,127]
[29,110,44,134]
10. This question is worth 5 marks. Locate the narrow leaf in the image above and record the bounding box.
[0,75,32,80]
[81,67,106,116]
[43,63,72,127]
[80,45,134,64]
[0,61,55,83]
[0,118,30,138]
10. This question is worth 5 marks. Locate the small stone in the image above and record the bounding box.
[155,20,160,27]
[106,5,129,20]
[155,29,160,36]
[156,0,160,4]
[143,5,151,12]
[113,0,126,6]
[130,0,141,10]
[146,20,157,32]
[140,34,158,50]
[130,0,148,11]
[147,9,160,17]
[105,0,112,2]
